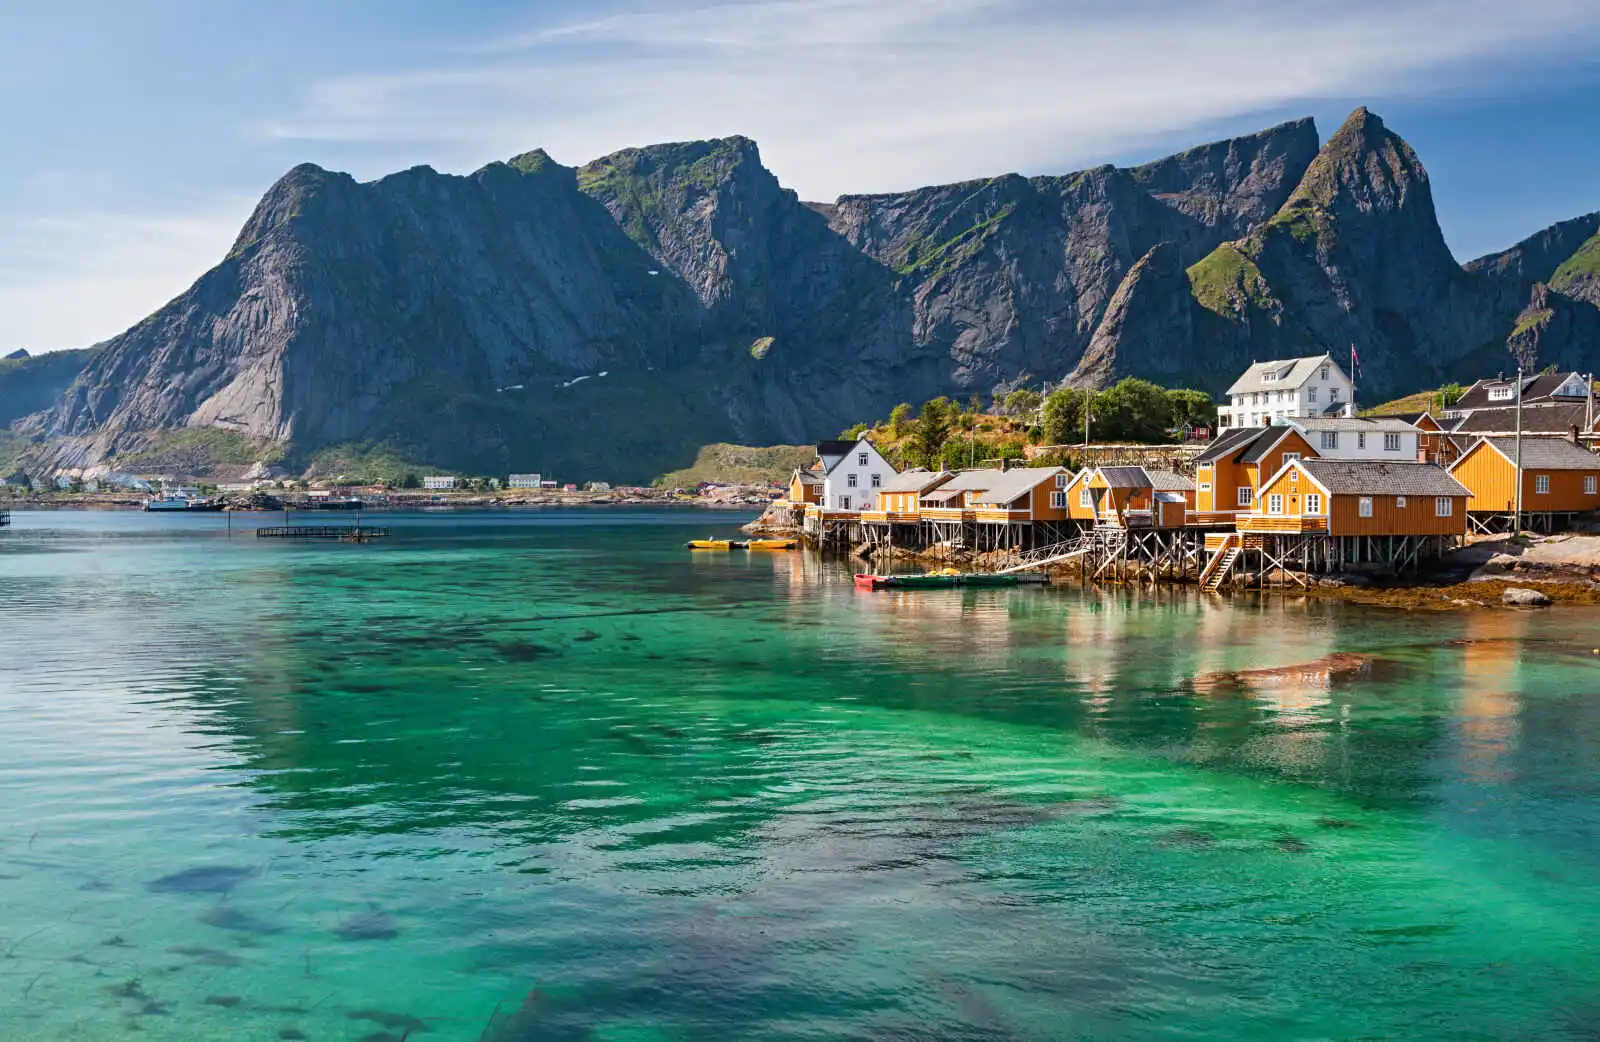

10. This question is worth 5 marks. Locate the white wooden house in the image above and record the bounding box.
[1219,354,1356,429]
[820,437,896,512]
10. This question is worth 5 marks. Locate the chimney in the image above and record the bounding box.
[1570,425,1581,446]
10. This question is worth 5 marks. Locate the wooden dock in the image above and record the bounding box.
[0,507,10,528]
[255,525,390,541]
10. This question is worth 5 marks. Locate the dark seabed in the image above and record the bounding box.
[2,508,1599,1040]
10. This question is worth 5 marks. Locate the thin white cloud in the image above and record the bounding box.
[263,0,1600,199]
[0,201,254,354]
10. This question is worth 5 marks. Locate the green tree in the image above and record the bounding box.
[910,397,954,467]
[839,422,869,440]
[887,402,913,437]
[1165,388,1217,430]
[1003,388,1042,420]
[400,472,421,489]
[1041,388,1093,444]
[1094,378,1175,442]
[1439,382,1466,408]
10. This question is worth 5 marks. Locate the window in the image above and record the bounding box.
[1050,491,1067,509]
[1268,494,1284,514]
[1199,482,1212,492]
[1305,493,1323,514]
[1488,386,1514,401]
[1284,452,1300,463]
[1320,365,1330,380]
[1384,433,1401,452]
[1586,476,1598,496]
[839,495,851,510]
[1079,487,1093,508]
[1321,431,1338,450]
[1055,473,1069,488]
[1435,497,1453,517]
[1358,496,1373,518]
[1237,487,1253,507]
[858,452,869,466]
[870,473,881,488]
[1308,386,1318,402]
[1535,474,1550,494]
[847,473,858,488]
[1357,432,1366,450]
[1396,496,1407,509]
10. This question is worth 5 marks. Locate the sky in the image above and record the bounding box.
[3,0,1599,354]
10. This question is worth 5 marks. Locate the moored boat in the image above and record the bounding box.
[853,571,1044,590]
[143,490,225,512]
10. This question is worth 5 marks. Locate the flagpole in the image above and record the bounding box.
[1513,365,1524,537]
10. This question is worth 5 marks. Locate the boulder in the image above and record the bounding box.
[1502,587,1552,607]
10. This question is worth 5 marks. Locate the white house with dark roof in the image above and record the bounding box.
[819,437,896,512]
[1219,354,1355,429]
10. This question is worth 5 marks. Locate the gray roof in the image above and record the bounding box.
[1292,417,1419,433]
[1239,427,1303,464]
[936,468,1005,493]
[921,488,964,503]
[1470,437,1600,471]
[878,469,949,493]
[1226,354,1333,395]
[1294,459,1469,497]
[1195,426,1269,464]
[1449,403,1597,436]
[971,467,1067,506]
[792,469,823,486]
[1454,371,1590,413]
[1145,470,1196,492]
[1097,466,1153,489]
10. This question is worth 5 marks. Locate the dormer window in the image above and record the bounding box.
[1488,386,1514,401]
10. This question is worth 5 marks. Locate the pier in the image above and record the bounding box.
[256,525,391,541]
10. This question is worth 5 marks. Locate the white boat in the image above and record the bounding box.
[143,488,223,512]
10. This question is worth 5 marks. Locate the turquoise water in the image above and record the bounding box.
[2,509,1599,1040]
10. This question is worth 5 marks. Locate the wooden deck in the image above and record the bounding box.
[1236,515,1329,534]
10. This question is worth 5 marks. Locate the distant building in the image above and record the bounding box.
[1443,371,1593,420]
[423,476,457,490]
[508,473,542,489]
[585,481,612,492]
[1219,354,1356,429]
[1287,417,1421,462]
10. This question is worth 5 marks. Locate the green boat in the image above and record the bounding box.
[855,572,1032,590]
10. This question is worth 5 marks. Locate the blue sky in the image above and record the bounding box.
[4,0,1599,353]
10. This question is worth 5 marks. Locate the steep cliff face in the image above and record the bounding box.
[15,108,1599,477]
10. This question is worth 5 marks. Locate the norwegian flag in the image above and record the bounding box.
[1349,344,1363,380]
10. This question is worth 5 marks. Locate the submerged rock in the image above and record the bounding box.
[1502,587,1552,607]
[335,912,402,941]
[347,1008,430,1033]
[147,865,255,894]
[202,903,284,934]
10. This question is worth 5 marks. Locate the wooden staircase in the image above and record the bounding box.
[1199,534,1242,592]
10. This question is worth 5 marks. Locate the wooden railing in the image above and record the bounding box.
[1236,515,1328,533]
[919,507,970,522]
[974,508,1030,523]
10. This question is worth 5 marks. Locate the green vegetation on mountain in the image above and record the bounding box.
[1187,244,1276,315]
[653,443,814,488]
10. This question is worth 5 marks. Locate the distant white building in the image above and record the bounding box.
[818,437,896,512]
[508,473,542,489]
[1219,354,1356,429]
[423,476,457,491]
[1287,417,1420,461]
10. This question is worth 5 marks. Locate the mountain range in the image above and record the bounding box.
[6,106,1599,482]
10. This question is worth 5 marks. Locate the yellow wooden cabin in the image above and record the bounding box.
[969,467,1073,524]
[1447,437,1600,514]
[1192,426,1317,521]
[917,468,1004,522]
[786,467,824,506]
[864,470,950,521]
[1239,459,1469,537]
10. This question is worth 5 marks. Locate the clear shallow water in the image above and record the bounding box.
[2,509,1599,1041]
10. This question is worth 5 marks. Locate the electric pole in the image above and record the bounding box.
[1513,366,1524,537]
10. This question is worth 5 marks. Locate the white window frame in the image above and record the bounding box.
[1305,493,1323,515]
[847,473,858,488]
[1383,432,1402,452]
[1079,487,1093,508]
[1283,452,1301,463]
[1435,496,1453,517]
[1396,496,1407,509]
[1534,474,1550,494]
[870,473,881,488]
[1307,387,1319,402]
[839,495,851,510]
[1357,432,1366,450]
[1321,431,1338,450]
[1268,494,1284,515]
[1237,487,1253,507]
[1199,482,1212,492]
[1050,490,1067,509]
[1489,386,1513,401]
[857,452,869,466]
[1054,473,1069,488]
[1320,365,1330,380]
[1358,496,1373,518]
[1586,476,1598,496]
